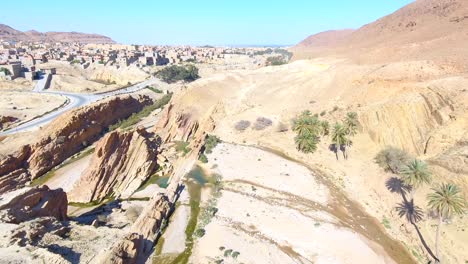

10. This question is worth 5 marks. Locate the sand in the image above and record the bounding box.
[188,143,397,264]
[0,91,67,130]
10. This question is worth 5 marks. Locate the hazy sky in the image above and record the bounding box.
[1,0,414,46]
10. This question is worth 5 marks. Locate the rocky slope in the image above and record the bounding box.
[0,24,114,43]
[0,95,152,194]
[293,0,468,65]
[68,127,159,203]
[295,29,354,48]
[0,186,67,224]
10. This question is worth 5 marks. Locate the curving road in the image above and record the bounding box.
[0,78,159,136]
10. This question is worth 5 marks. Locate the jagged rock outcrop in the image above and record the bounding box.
[0,145,32,194]
[0,115,18,130]
[156,103,216,150]
[0,186,67,224]
[68,127,158,203]
[8,217,70,247]
[28,95,152,179]
[0,95,152,194]
[102,168,186,264]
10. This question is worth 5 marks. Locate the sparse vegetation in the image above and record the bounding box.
[375,147,412,174]
[146,86,163,93]
[0,67,11,76]
[155,64,199,83]
[109,93,172,130]
[175,141,191,155]
[204,135,221,154]
[234,120,251,131]
[381,217,391,229]
[253,117,273,130]
[266,56,288,66]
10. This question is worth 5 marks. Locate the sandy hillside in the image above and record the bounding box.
[40,61,149,93]
[0,78,34,91]
[158,54,467,263]
[0,91,67,130]
[292,0,468,66]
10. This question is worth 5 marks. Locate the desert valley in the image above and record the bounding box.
[0,0,466,263]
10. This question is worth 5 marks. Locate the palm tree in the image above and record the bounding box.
[294,134,319,153]
[400,159,432,201]
[427,184,466,263]
[292,114,321,137]
[344,112,359,136]
[331,123,350,160]
[320,120,330,136]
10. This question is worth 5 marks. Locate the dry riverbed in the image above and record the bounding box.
[154,143,414,264]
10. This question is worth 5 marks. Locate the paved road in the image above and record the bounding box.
[0,78,158,136]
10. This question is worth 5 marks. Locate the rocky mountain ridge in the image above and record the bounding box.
[0,23,115,43]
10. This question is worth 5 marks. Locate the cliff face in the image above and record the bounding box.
[68,127,159,203]
[359,88,454,154]
[0,95,152,194]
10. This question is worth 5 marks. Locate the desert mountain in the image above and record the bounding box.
[295,29,354,48]
[0,23,115,43]
[293,0,468,65]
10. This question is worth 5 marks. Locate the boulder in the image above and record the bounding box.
[0,186,67,224]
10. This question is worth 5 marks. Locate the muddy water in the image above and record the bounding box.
[256,145,416,264]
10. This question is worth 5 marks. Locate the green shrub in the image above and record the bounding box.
[194,228,206,237]
[155,64,199,83]
[266,56,287,66]
[204,135,221,154]
[232,251,240,259]
[198,153,208,163]
[224,249,233,257]
[0,67,11,76]
[146,86,163,93]
[375,146,412,174]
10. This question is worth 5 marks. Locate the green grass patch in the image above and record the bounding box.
[30,147,95,187]
[30,170,56,187]
[109,93,172,130]
[68,195,114,208]
[174,141,191,155]
[381,217,391,229]
[146,86,163,93]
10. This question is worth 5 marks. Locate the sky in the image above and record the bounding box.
[0,0,414,46]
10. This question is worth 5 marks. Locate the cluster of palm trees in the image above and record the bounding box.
[292,110,329,153]
[292,111,359,159]
[384,157,466,263]
[330,112,358,160]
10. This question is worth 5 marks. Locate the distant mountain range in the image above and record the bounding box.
[293,0,468,65]
[0,24,115,44]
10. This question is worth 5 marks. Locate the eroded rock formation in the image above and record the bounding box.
[0,186,67,224]
[359,89,454,154]
[102,166,187,264]
[0,95,152,194]
[68,127,159,203]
